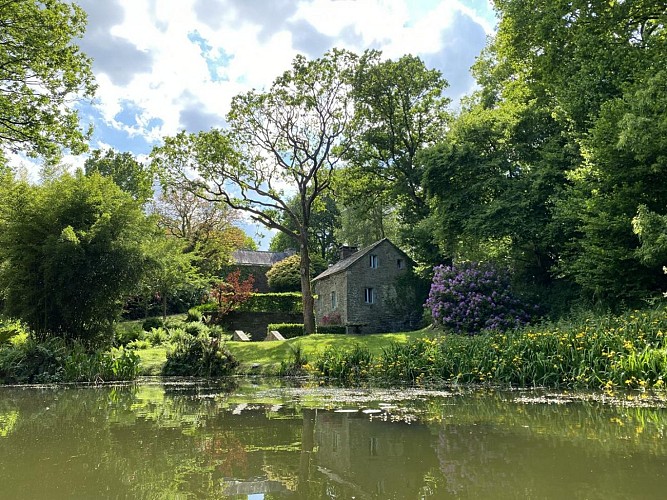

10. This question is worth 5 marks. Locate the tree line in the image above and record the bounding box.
[1,0,666,342]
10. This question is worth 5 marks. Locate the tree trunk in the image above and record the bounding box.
[299,239,316,334]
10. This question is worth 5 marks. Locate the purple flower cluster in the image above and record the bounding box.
[425,262,533,334]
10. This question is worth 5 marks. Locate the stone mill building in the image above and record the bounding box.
[312,238,415,334]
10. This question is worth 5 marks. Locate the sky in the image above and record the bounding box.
[12,0,498,248]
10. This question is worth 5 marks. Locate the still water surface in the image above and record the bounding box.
[1,380,667,499]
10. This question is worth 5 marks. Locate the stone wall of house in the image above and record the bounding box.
[314,271,348,325]
[344,241,412,333]
[222,311,302,340]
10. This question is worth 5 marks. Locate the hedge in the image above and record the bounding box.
[267,323,305,339]
[316,325,346,335]
[194,293,303,315]
[242,293,302,313]
[267,323,347,337]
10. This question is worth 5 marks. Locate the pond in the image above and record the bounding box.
[1,380,667,499]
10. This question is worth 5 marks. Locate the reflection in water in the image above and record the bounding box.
[0,382,667,498]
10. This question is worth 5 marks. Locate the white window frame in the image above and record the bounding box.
[331,290,337,309]
[364,287,375,304]
[370,254,378,268]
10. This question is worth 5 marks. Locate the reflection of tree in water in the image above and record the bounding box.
[3,384,667,498]
[200,432,248,477]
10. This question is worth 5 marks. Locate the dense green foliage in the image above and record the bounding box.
[266,254,327,292]
[0,336,139,384]
[310,305,667,390]
[241,293,303,313]
[162,335,238,377]
[85,149,154,203]
[418,0,667,307]
[0,172,150,341]
[0,0,96,158]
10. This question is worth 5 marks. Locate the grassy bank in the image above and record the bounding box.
[136,328,437,376]
[6,304,667,389]
[312,304,667,390]
[133,305,667,390]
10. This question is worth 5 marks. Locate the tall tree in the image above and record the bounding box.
[422,73,574,286]
[152,49,357,333]
[269,194,340,262]
[0,0,96,158]
[151,184,251,274]
[493,0,666,135]
[85,149,154,203]
[554,70,667,301]
[342,52,450,262]
[139,234,205,320]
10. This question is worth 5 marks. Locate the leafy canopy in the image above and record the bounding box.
[0,172,150,342]
[0,0,96,158]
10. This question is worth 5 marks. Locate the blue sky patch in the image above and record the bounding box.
[188,30,234,82]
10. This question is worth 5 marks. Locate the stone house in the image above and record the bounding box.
[227,249,295,292]
[312,238,414,333]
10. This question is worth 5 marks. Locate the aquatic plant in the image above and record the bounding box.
[313,343,374,383]
[313,304,667,390]
[374,305,667,389]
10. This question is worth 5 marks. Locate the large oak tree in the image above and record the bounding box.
[152,49,357,333]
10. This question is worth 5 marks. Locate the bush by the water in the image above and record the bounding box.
[163,335,238,377]
[278,343,309,376]
[0,336,140,384]
[314,344,373,383]
[425,262,535,334]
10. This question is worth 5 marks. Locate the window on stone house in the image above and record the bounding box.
[364,287,375,304]
[370,254,378,268]
[397,258,405,269]
[331,290,337,309]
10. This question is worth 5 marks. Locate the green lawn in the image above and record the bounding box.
[135,328,437,375]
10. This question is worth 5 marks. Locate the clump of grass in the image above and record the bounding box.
[278,343,309,376]
[313,343,374,384]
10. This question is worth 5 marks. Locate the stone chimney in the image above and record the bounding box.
[339,245,358,261]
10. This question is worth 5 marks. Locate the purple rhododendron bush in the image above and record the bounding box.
[426,262,535,334]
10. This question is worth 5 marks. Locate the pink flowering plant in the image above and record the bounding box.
[426,262,535,334]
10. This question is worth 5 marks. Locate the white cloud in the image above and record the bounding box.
[5,0,497,247]
[78,0,495,154]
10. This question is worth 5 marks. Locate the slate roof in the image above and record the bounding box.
[312,238,409,281]
[232,249,294,266]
